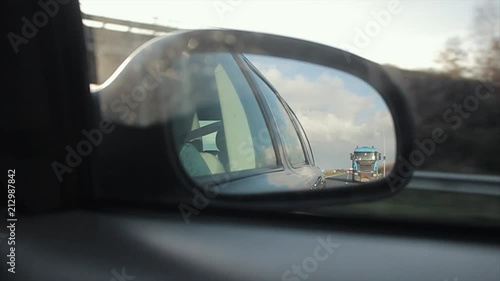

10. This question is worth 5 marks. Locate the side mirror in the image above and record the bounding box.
[93,29,415,209]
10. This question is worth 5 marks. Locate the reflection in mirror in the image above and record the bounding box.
[245,54,396,186]
[169,51,396,193]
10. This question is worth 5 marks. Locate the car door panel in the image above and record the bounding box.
[8,210,499,281]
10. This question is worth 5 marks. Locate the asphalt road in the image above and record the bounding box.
[325,173,363,188]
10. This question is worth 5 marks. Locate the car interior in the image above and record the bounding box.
[3,1,499,281]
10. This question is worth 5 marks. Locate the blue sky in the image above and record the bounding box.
[245,54,383,98]
[245,53,389,112]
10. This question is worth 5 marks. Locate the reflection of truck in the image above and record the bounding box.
[350,146,382,182]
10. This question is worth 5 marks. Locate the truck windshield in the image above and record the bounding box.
[354,152,376,161]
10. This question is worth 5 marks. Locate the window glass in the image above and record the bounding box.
[249,70,307,166]
[199,120,219,151]
[354,152,376,161]
[170,52,276,177]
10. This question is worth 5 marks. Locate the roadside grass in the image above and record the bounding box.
[323,170,346,178]
[313,189,500,228]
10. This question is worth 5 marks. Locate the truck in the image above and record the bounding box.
[350,146,382,182]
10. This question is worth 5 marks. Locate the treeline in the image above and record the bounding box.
[384,66,499,175]
[380,0,499,176]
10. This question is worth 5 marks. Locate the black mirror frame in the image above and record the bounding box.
[95,29,415,210]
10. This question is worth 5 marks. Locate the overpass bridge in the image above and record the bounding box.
[82,13,178,84]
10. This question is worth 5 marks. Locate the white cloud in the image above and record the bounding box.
[253,60,396,169]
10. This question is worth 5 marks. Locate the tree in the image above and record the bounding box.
[471,0,499,43]
[436,0,499,81]
[435,37,468,79]
[472,0,500,82]
[475,38,500,82]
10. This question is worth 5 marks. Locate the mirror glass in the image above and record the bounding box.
[168,51,396,193]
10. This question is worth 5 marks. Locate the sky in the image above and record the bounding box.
[245,55,396,169]
[78,0,494,70]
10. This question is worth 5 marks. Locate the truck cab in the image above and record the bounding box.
[350,146,382,182]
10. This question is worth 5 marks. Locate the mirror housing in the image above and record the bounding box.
[93,29,415,209]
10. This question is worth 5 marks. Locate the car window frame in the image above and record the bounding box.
[222,53,282,171]
[240,55,311,169]
[232,53,285,170]
[286,104,315,166]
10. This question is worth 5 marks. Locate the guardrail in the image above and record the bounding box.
[406,171,500,196]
